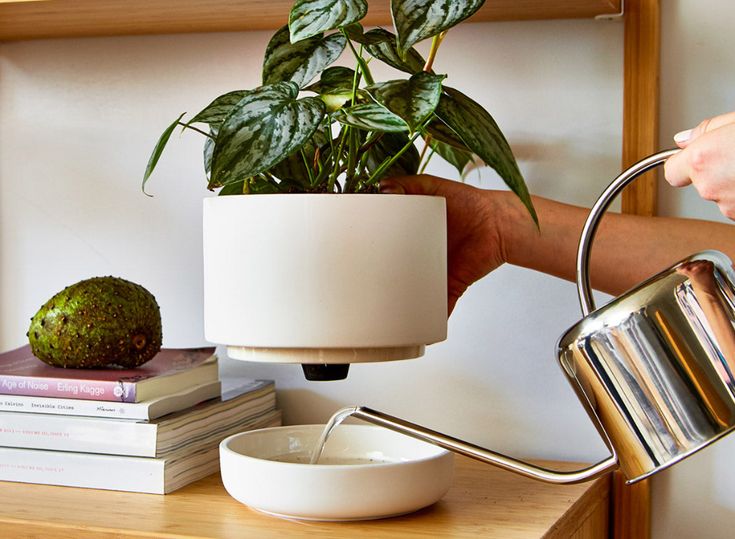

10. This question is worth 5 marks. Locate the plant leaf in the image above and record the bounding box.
[203,125,218,177]
[392,0,486,54]
[218,179,246,196]
[289,0,368,42]
[365,132,420,180]
[333,103,408,132]
[426,117,466,149]
[304,66,357,111]
[269,130,329,188]
[210,82,326,188]
[430,138,472,177]
[342,23,385,44]
[142,112,185,193]
[433,86,536,223]
[368,72,445,132]
[305,66,356,95]
[190,91,250,127]
[263,25,346,88]
[348,27,426,74]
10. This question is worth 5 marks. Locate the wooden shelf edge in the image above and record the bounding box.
[0,0,622,41]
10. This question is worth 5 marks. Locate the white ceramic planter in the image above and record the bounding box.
[203,194,447,369]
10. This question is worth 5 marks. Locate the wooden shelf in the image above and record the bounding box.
[0,456,610,538]
[0,0,622,41]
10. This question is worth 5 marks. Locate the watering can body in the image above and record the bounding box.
[558,250,735,482]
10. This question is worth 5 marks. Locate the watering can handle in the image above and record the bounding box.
[576,148,681,315]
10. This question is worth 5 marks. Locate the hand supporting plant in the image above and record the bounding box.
[143,0,537,223]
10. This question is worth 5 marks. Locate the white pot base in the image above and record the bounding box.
[226,345,425,364]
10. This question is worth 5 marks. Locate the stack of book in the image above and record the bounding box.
[0,345,280,494]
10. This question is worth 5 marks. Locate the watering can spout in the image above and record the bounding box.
[350,149,735,485]
[352,406,620,484]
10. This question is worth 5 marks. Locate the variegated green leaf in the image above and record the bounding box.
[218,179,246,196]
[142,112,185,193]
[190,91,250,127]
[263,25,346,88]
[430,138,473,177]
[305,66,356,95]
[248,177,283,194]
[333,103,408,132]
[433,86,536,223]
[426,118,464,149]
[368,72,445,132]
[366,132,420,180]
[203,126,218,176]
[210,82,326,188]
[347,27,426,74]
[289,0,368,42]
[392,0,485,54]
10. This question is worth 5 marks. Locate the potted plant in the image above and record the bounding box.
[143,0,536,380]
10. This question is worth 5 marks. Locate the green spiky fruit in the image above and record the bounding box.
[27,276,163,368]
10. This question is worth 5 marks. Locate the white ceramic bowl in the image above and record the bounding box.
[219,424,454,521]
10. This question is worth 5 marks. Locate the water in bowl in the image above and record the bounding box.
[270,452,390,465]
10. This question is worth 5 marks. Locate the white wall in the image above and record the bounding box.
[653,2,735,538]
[0,2,731,536]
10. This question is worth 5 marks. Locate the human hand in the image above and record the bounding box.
[664,111,735,219]
[380,175,508,315]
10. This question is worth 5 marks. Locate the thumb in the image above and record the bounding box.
[379,178,407,194]
[379,175,443,196]
[674,111,735,147]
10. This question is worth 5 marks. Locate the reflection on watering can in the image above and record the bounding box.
[349,149,735,485]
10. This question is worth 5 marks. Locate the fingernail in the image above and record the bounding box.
[674,129,693,144]
[379,181,403,194]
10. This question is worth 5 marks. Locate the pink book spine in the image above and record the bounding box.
[0,376,135,402]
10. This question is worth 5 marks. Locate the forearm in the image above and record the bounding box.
[497,191,735,295]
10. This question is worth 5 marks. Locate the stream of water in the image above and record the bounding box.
[309,406,360,464]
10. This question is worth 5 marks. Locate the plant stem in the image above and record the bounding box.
[414,32,447,169]
[342,29,374,86]
[423,31,447,73]
[328,126,349,192]
[418,145,437,174]
[178,122,216,140]
[300,148,316,186]
[365,120,431,185]
[417,134,432,163]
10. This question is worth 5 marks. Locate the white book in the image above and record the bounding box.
[0,380,222,420]
[0,380,275,457]
[0,409,281,494]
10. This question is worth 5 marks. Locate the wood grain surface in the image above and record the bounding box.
[614,0,661,537]
[0,456,610,538]
[0,0,622,41]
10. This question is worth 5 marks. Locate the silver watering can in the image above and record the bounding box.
[351,149,735,484]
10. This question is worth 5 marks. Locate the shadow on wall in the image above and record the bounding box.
[272,389,348,426]
[459,135,622,210]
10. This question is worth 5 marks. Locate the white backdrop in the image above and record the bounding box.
[1,3,733,536]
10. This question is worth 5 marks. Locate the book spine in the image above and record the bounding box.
[0,412,158,457]
[0,394,147,419]
[0,375,135,402]
[0,381,222,420]
[0,446,166,494]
